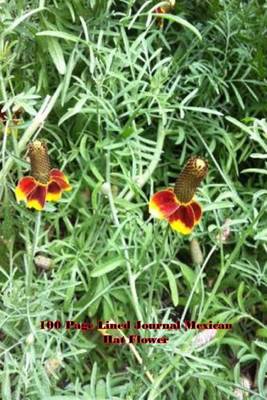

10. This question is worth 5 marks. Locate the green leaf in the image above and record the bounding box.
[179,263,197,291]
[2,358,12,400]
[61,50,78,105]
[237,281,245,313]
[63,268,77,312]
[255,229,267,241]
[90,362,97,398]
[4,7,44,33]
[96,379,107,400]
[91,257,124,277]
[58,95,89,125]
[36,30,80,43]
[258,353,267,395]
[204,201,234,211]
[163,264,179,306]
[182,106,223,116]
[256,328,267,338]
[44,397,83,400]
[241,168,267,175]
[152,13,202,40]
[47,38,66,75]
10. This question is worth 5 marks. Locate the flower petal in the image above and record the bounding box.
[49,169,71,191]
[168,205,195,235]
[46,181,62,202]
[27,184,47,210]
[190,201,202,225]
[52,177,71,191]
[149,189,180,220]
[49,168,65,179]
[15,177,37,202]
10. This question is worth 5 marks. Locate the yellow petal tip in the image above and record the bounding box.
[27,200,44,211]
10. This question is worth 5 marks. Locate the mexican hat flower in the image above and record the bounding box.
[149,156,208,235]
[15,140,71,211]
[155,0,176,28]
[0,109,7,125]
[0,108,23,128]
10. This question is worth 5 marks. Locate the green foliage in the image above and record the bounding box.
[0,0,267,399]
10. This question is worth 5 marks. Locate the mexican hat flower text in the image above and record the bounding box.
[15,140,71,211]
[149,156,208,235]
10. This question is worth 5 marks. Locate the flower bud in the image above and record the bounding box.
[217,219,231,243]
[233,376,251,399]
[26,333,35,345]
[45,357,63,375]
[34,255,53,270]
[192,329,217,348]
[101,182,111,195]
[190,238,203,265]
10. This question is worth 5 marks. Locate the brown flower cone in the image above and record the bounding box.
[28,140,51,184]
[174,156,208,203]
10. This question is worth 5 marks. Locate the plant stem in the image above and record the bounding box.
[26,211,42,296]
[2,121,9,169]
[180,244,217,325]
[148,225,169,314]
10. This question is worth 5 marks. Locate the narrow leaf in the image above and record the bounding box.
[163,264,179,306]
[91,257,124,277]
[152,13,202,40]
[47,38,66,75]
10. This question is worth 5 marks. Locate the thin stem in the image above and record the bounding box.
[2,120,9,168]
[148,225,169,315]
[32,211,42,257]
[180,244,217,325]
[26,211,42,296]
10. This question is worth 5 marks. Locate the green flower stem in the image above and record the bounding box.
[180,244,217,326]
[106,153,143,322]
[26,211,42,297]
[2,121,9,169]
[148,225,170,315]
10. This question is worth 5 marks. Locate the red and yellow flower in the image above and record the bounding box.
[149,156,208,235]
[15,140,71,211]
[0,107,23,131]
[155,0,176,28]
[0,109,7,125]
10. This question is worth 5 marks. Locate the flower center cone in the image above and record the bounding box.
[174,156,208,203]
[28,140,51,184]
